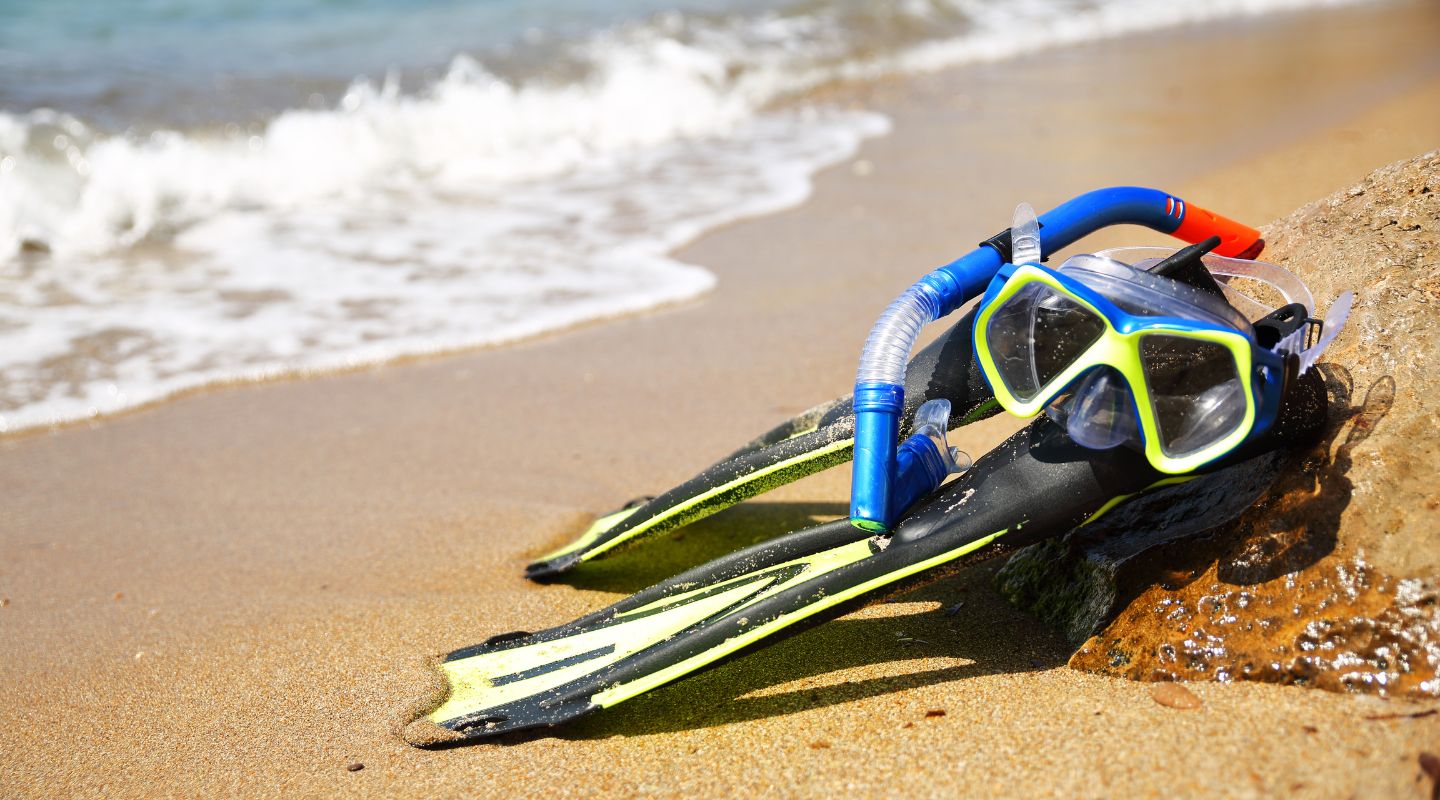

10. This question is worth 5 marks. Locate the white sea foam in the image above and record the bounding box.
[0,104,887,431]
[883,0,1373,76]
[0,0,1369,433]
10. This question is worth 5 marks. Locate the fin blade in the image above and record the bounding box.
[526,431,855,577]
[424,512,1017,740]
[430,534,878,736]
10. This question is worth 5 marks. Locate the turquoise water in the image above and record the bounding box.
[0,0,778,128]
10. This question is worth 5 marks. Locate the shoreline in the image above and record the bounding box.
[5,2,1440,797]
[5,0,1417,441]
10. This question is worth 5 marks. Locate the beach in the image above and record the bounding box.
[4,1,1440,796]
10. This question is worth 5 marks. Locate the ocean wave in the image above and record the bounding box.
[0,42,783,260]
[0,0,1374,262]
[0,0,1368,432]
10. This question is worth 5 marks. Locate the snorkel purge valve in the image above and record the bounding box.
[850,187,1268,533]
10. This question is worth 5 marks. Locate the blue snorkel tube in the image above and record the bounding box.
[849,186,1266,532]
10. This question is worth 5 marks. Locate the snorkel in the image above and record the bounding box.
[849,187,1264,532]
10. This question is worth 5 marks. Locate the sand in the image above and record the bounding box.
[4,2,1440,797]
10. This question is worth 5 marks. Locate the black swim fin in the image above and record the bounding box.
[526,309,1000,579]
[416,417,1193,743]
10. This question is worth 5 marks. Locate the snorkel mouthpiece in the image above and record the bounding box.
[889,399,968,523]
[850,255,993,532]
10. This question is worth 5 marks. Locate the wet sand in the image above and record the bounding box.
[5,2,1440,797]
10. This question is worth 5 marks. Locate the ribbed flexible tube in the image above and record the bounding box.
[855,280,945,387]
[851,270,970,532]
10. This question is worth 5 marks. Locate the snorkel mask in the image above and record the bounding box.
[848,187,1350,533]
[974,203,1352,475]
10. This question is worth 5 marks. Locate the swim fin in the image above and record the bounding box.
[414,415,1194,744]
[526,309,1000,579]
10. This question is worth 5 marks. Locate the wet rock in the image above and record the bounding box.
[998,152,1440,698]
[1071,556,1440,696]
[1256,151,1440,579]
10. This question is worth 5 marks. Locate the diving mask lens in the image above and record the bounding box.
[1139,334,1246,456]
[986,283,1106,401]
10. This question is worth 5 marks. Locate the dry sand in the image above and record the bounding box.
[4,2,1440,797]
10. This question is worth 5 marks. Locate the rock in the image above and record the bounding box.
[1253,150,1440,579]
[998,152,1440,698]
[1420,752,1440,781]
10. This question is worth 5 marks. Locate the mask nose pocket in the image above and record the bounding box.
[1059,368,1140,450]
